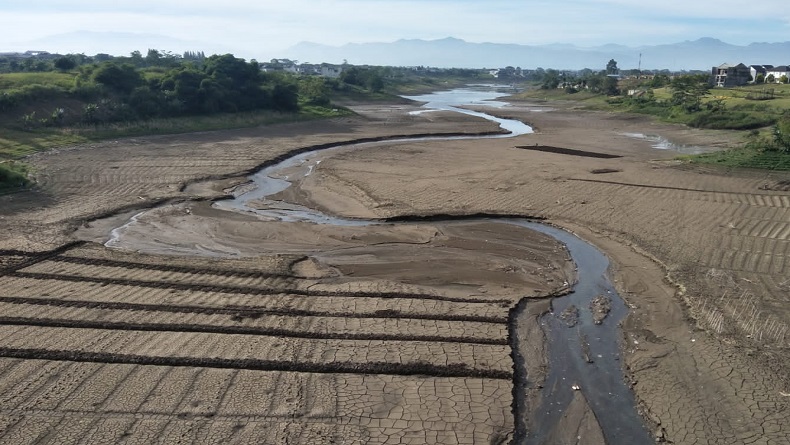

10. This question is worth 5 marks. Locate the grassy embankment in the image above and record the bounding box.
[516,82,790,170]
[0,71,352,192]
[0,66,495,191]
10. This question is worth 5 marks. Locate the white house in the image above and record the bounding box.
[765,66,790,83]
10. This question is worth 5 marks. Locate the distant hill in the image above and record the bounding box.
[285,37,790,70]
[4,31,231,58]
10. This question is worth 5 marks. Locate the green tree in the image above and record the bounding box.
[540,69,560,89]
[271,83,298,111]
[54,56,77,71]
[128,86,164,118]
[586,74,603,92]
[603,76,620,96]
[203,54,265,110]
[93,62,143,93]
[367,73,384,92]
[606,59,619,75]
[766,74,775,83]
[670,74,710,112]
[145,49,162,66]
[756,73,765,83]
[648,74,671,88]
[129,50,144,67]
[162,67,205,113]
[780,75,789,84]
[298,77,330,106]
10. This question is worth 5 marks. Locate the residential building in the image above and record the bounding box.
[765,66,790,83]
[712,63,751,87]
[749,65,772,83]
[320,64,343,78]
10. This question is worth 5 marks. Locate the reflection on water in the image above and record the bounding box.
[404,85,533,136]
[621,132,713,154]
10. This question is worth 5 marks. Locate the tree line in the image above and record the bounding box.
[1,50,342,128]
[83,54,299,119]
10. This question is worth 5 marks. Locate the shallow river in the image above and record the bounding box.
[108,85,652,443]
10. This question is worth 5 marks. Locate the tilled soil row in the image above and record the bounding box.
[0,296,509,324]
[0,316,508,345]
[0,241,87,276]
[0,250,34,257]
[0,347,513,379]
[10,271,511,304]
[52,255,292,280]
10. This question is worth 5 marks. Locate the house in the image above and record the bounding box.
[712,63,751,87]
[320,64,343,78]
[749,65,772,83]
[765,66,790,83]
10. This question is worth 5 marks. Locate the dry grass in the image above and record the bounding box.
[688,269,789,345]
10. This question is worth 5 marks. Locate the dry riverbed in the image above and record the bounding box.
[0,97,788,444]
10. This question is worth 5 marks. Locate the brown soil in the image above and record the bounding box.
[0,98,788,444]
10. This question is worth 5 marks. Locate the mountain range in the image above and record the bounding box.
[4,31,231,59]
[285,37,790,70]
[5,32,789,71]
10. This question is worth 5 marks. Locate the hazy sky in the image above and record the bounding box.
[3,0,789,59]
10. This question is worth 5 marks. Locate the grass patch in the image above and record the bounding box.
[514,87,603,103]
[682,147,790,170]
[0,72,77,90]
[686,111,776,130]
[386,76,483,96]
[0,106,353,158]
[0,161,29,192]
[330,86,412,104]
[0,129,90,159]
[75,106,353,139]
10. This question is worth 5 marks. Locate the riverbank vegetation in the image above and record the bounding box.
[515,65,790,170]
[0,50,497,190]
[618,80,790,169]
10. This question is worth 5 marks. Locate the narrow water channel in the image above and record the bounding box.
[105,85,651,443]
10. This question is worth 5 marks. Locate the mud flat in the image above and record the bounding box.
[291,100,790,444]
[1,89,788,444]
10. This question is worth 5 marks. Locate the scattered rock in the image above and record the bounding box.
[590,295,612,325]
[655,427,666,442]
[558,305,580,327]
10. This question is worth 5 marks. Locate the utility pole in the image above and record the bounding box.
[638,53,642,75]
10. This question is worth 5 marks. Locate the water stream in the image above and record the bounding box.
[105,85,651,443]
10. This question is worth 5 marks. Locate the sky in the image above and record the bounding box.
[2,0,789,59]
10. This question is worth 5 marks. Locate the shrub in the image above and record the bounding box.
[687,111,775,130]
[0,163,29,190]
